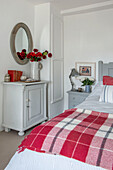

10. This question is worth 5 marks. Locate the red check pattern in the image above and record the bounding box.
[18,108,113,170]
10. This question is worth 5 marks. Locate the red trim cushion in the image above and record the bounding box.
[103,76,113,85]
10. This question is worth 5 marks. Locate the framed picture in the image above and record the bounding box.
[75,62,96,78]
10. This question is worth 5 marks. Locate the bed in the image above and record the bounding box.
[5,61,113,170]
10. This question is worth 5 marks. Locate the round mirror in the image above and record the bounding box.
[10,22,33,65]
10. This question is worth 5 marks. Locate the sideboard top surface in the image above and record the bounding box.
[3,80,49,86]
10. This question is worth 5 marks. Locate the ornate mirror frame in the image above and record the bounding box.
[10,22,33,65]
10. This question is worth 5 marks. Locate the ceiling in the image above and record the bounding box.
[27,0,112,10]
[54,0,111,10]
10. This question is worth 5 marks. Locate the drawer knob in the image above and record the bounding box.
[26,99,30,102]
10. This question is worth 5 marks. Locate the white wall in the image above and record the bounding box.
[34,3,51,81]
[0,0,34,130]
[64,8,113,109]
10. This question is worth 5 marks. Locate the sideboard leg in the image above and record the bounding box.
[5,127,11,132]
[18,131,25,136]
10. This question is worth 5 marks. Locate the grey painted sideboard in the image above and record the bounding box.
[67,91,90,109]
[2,81,48,136]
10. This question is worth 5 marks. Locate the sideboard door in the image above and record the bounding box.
[25,84,45,127]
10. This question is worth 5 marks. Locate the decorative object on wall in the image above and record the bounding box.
[10,22,33,65]
[18,48,52,80]
[75,62,96,78]
[79,66,91,76]
[69,68,79,91]
[80,77,95,93]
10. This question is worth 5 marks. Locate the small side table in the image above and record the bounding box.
[67,91,90,109]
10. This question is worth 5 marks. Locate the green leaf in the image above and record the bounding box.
[81,78,94,86]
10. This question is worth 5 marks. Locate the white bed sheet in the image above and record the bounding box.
[5,88,113,170]
[5,149,104,170]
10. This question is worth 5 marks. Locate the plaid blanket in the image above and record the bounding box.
[18,108,113,170]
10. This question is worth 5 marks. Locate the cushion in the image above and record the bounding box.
[103,76,113,85]
[99,85,113,103]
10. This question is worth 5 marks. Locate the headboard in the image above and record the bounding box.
[98,61,113,81]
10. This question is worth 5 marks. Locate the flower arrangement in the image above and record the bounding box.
[80,77,95,86]
[17,49,52,62]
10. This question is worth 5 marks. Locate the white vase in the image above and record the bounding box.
[30,62,42,81]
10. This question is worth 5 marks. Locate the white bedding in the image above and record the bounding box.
[5,149,104,170]
[5,84,113,170]
[78,82,113,113]
[78,100,113,113]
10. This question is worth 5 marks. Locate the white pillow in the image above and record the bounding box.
[99,85,113,103]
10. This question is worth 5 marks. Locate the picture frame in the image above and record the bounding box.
[75,62,96,78]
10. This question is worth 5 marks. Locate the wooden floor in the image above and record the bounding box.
[0,129,31,170]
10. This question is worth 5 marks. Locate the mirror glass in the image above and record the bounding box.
[10,22,33,65]
[15,28,28,53]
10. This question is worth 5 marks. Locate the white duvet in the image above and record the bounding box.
[5,149,104,170]
[5,84,113,170]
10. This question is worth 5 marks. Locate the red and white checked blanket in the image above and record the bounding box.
[18,108,113,170]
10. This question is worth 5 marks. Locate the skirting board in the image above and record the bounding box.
[0,125,4,131]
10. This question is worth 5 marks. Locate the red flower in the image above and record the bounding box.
[30,52,35,57]
[42,55,46,59]
[22,49,26,52]
[18,52,26,60]
[35,53,39,57]
[17,52,20,56]
[48,53,52,58]
[38,52,42,56]
[33,49,38,52]
[26,53,31,59]
[21,52,26,57]
[38,58,42,61]
[30,57,35,62]
[36,52,42,57]
[19,48,52,62]
[45,50,48,54]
